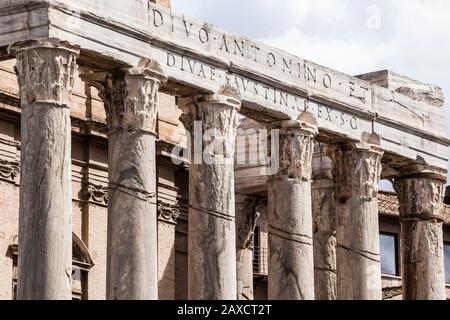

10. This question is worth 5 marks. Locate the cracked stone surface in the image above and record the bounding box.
[235,195,261,300]
[312,144,337,300]
[330,135,383,300]
[395,176,446,300]
[179,89,240,300]
[83,66,167,300]
[10,38,79,300]
[267,114,318,300]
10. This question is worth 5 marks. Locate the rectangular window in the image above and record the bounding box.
[445,242,450,284]
[380,233,399,276]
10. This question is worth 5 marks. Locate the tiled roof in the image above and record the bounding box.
[377,191,399,217]
[382,286,402,300]
[377,191,450,224]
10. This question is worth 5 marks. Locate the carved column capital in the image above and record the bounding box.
[268,111,318,181]
[81,64,167,134]
[157,200,181,224]
[394,168,446,221]
[329,133,383,200]
[9,38,80,106]
[178,85,241,158]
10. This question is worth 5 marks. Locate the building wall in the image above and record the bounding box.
[0,81,20,299]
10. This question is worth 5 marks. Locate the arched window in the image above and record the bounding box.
[71,233,95,300]
[8,233,94,300]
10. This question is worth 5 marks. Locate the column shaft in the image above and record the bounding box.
[267,114,317,300]
[312,144,336,300]
[10,38,79,300]
[235,195,261,300]
[394,173,446,300]
[83,66,166,299]
[157,201,180,299]
[179,89,240,300]
[330,134,383,300]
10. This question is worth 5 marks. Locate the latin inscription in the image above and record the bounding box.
[149,7,370,106]
[166,52,359,131]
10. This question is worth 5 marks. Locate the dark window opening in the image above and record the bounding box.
[444,242,450,284]
[380,233,399,276]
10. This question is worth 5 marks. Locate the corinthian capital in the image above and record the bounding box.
[330,133,383,200]
[9,38,80,106]
[394,166,446,221]
[81,63,167,133]
[178,85,241,158]
[268,111,318,181]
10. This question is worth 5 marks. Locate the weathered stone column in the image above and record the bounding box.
[330,133,383,300]
[235,195,261,300]
[394,166,447,300]
[312,143,336,300]
[157,200,180,299]
[9,38,79,300]
[82,63,167,300]
[179,87,240,300]
[267,112,318,300]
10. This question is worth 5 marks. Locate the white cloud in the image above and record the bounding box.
[261,27,395,75]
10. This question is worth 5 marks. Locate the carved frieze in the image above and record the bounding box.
[157,200,180,224]
[10,38,79,106]
[86,184,108,205]
[0,159,20,182]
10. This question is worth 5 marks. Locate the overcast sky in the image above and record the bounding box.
[172,0,450,187]
[172,0,450,131]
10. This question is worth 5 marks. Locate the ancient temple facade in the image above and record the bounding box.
[0,0,449,300]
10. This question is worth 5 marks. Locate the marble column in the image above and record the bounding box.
[9,38,79,300]
[235,195,261,300]
[157,200,180,299]
[312,143,336,300]
[267,112,318,300]
[82,64,167,299]
[330,133,383,300]
[394,166,446,300]
[179,87,240,300]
